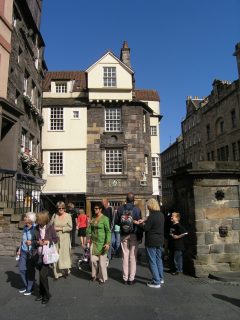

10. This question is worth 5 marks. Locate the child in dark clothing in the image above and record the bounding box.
[168,212,188,275]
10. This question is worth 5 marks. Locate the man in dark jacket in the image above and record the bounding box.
[116,192,142,285]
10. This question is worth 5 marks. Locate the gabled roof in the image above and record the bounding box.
[134,89,160,102]
[86,51,134,74]
[43,71,87,92]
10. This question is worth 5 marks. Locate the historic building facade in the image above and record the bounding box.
[161,43,240,275]
[0,0,46,255]
[42,42,161,215]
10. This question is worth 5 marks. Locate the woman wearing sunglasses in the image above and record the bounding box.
[87,202,111,284]
[51,201,72,279]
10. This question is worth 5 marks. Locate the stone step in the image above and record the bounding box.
[0,201,7,208]
[0,250,16,256]
[3,208,14,215]
[10,214,21,222]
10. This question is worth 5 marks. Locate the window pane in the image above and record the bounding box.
[105,108,121,132]
[103,67,117,87]
[50,107,64,130]
[50,152,63,175]
[105,149,123,174]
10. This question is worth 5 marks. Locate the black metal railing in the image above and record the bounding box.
[0,168,17,208]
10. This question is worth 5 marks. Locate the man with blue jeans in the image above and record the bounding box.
[140,198,164,288]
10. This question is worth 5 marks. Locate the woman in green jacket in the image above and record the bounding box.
[87,202,111,284]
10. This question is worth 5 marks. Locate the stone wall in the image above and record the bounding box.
[171,163,240,277]
[0,202,22,256]
[86,102,153,215]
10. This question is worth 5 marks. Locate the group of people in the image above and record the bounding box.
[17,192,188,304]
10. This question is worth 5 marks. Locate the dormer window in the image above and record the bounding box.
[55,82,67,93]
[103,67,116,87]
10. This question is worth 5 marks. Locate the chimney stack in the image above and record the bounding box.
[120,41,131,68]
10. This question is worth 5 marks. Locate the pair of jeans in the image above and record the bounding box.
[146,246,164,285]
[19,251,35,292]
[111,231,121,256]
[174,250,183,272]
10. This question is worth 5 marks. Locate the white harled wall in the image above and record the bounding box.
[41,104,87,194]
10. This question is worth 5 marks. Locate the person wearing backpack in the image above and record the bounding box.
[116,192,142,285]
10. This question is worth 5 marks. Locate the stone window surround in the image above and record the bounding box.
[100,144,128,177]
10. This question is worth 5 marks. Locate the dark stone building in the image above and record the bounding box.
[0,0,46,255]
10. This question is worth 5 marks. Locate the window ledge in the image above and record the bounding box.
[100,174,128,179]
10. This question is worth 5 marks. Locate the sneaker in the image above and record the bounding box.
[171,272,179,275]
[19,288,26,293]
[24,291,32,296]
[160,279,164,284]
[128,280,136,285]
[147,281,161,288]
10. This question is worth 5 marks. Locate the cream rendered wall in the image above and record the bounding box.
[0,47,10,98]
[42,150,86,193]
[42,105,87,193]
[143,100,161,196]
[87,53,133,101]
[0,0,13,98]
[42,107,87,149]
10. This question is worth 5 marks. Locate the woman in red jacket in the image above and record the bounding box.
[77,209,88,247]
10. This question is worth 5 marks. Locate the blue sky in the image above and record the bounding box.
[41,0,239,152]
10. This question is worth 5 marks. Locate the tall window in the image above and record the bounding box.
[49,152,63,175]
[105,149,123,174]
[220,120,224,134]
[152,157,160,177]
[50,107,64,130]
[103,67,116,87]
[23,74,28,95]
[55,82,67,93]
[105,108,121,132]
[231,109,236,128]
[150,126,157,136]
[21,131,26,150]
[232,142,237,160]
[143,111,146,133]
[206,124,210,141]
[144,155,148,175]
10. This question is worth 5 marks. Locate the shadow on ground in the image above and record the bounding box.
[5,271,22,289]
[212,294,240,308]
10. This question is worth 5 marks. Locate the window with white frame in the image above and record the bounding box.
[144,155,148,175]
[152,157,160,177]
[143,111,146,133]
[105,149,123,174]
[24,74,28,95]
[103,67,116,87]
[150,126,157,136]
[29,136,33,156]
[105,108,121,132]
[50,107,64,130]
[49,152,63,175]
[21,131,26,150]
[55,82,67,93]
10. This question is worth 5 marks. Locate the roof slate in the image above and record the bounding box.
[134,89,160,101]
